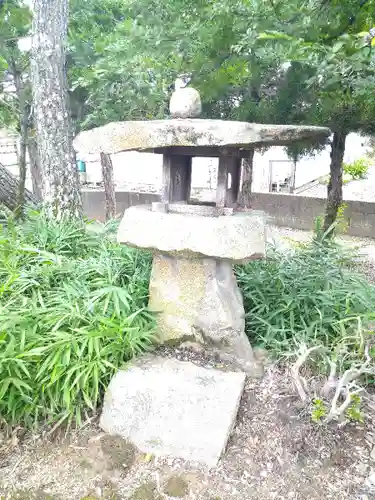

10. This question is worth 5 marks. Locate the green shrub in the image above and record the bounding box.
[236,238,375,365]
[343,158,370,180]
[0,210,154,429]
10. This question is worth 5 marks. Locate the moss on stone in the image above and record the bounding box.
[0,490,57,500]
[163,334,197,348]
[79,457,92,470]
[80,484,121,500]
[163,476,189,498]
[131,481,160,500]
[100,435,136,470]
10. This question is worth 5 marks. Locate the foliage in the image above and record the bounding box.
[311,398,327,423]
[343,158,370,180]
[67,0,375,133]
[252,0,375,137]
[236,234,375,370]
[0,209,155,429]
[68,0,179,128]
[335,203,349,233]
[345,393,364,423]
[67,0,375,233]
[0,0,32,132]
[67,0,300,128]
[246,0,375,227]
[311,393,364,424]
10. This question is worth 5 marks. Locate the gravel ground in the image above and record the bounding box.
[1,349,375,500]
[267,225,375,282]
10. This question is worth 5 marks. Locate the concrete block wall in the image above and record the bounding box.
[82,190,375,239]
[250,193,375,238]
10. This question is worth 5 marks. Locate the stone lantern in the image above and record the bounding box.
[74,87,330,375]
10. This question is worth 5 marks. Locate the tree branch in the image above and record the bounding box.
[291,345,325,402]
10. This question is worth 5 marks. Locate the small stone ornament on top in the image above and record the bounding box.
[169,74,202,119]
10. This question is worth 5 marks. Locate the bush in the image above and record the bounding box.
[343,158,369,180]
[236,237,375,368]
[0,210,154,429]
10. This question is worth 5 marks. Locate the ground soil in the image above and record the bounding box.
[0,360,374,500]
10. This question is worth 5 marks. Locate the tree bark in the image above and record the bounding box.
[289,158,297,194]
[238,149,254,209]
[100,152,116,220]
[323,131,347,232]
[31,0,82,219]
[0,162,36,211]
[15,119,27,218]
[10,69,29,218]
[28,135,44,201]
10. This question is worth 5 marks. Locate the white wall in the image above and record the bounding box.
[251,132,369,193]
[251,147,330,192]
[80,151,219,191]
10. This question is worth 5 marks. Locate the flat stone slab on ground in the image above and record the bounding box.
[100,356,246,467]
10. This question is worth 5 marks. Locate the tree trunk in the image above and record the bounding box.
[0,162,36,211]
[100,152,116,220]
[31,0,82,219]
[15,122,27,218]
[28,135,44,201]
[323,131,347,232]
[12,71,28,218]
[289,158,297,194]
[238,149,254,209]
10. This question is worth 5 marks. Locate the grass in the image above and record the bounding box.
[0,209,155,430]
[236,233,375,372]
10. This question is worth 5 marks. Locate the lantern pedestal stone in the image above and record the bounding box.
[117,203,266,375]
[149,255,257,372]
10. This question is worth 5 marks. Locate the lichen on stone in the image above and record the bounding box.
[131,481,160,500]
[163,476,189,498]
[0,490,57,500]
[100,435,136,470]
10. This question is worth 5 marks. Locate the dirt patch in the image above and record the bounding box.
[0,365,374,500]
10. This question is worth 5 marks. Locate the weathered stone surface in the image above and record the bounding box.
[117,205,266,262]
[132,482,159,500]
[100,435,136,470]
[74,119,330,155]
[168,203,234,217]
[169,87,202,118]
[163,476,189,497]
[148,255,259,374]
[100,356,246,467]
